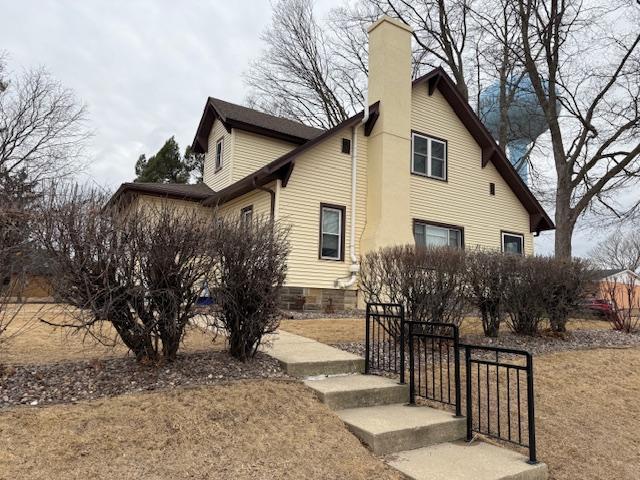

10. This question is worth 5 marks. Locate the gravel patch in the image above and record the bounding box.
[0,350,288,409]
[333,328,640,357]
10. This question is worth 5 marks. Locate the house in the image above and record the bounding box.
[109,16,554,311]
[592,268,640,310]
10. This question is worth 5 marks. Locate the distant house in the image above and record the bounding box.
[109,16,553,311]
[592,269,640,310]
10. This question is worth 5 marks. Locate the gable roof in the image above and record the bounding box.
[106,182,214,208]
[412,68,554,232]
[592,268,640,281]
[202,102,380,206]
[192,98,324,154]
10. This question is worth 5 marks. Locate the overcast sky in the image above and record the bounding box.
[2,0,606,256]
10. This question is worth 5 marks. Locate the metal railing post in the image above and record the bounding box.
[526,353,538,464]
[465,346,473,441]
[408,325,415,404]
[453,325,462,417]
[364,304,371,375]
[399,305,405,384]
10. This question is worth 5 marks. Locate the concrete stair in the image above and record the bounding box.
[304,374,408,410]
[265,331,548,480]
[337,403,466,455]
[387,441,548,480]
[262,331,364,376]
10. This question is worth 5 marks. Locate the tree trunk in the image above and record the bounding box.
[554,175,576,260]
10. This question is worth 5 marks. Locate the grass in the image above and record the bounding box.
[280,315,610,344]
[0,304,222,365]
[534,348,640,480]
[0,380,401,480]
[2,306,638,479]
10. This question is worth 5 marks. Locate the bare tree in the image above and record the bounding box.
[601,273,640,333]
[34,186,219,363]
[590,229,640,272]
[245,0,355,128]
[514,0,640,258]
[0,56,89,189]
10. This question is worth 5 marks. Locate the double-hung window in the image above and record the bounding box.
[412,133,447,180]
[413,221,462,248]
[319,204,344,260]
[241,205,253,225]
[215,138,224,170]
[502,232,524,255]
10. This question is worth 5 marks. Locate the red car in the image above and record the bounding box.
[580,298,614,317]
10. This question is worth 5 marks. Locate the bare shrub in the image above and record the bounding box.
[502,255,548,335]
[34,186,218,362]
[210,215,290,361]
[540,257,593,333]
[601,274,640,333]
[466,250,508,337]
[360,245,468,326]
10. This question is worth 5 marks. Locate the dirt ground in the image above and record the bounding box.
[0,304,222,365]
[0,380,401,480]
[280,316,609,344]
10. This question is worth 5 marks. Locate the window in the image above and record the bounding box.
[241,205,253,225]
[411,133,447,180]
[319,204,345,260]
[413,221,463,248]
[490,183,496,196]
[341,138,351,154]
[502,232,524,255]
[215,138,224,171]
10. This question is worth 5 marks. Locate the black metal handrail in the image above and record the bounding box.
[407,321,461,417]
[364,302,405,383]
[462,344,537,464]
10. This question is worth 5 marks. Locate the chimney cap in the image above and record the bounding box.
[367,15,413,34]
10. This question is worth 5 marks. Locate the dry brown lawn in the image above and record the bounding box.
[0,380,401,480]
[535,348,640,480]
[280,316,609,344]
[0,304,222,365]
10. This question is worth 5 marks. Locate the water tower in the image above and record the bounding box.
[478,76,550,185]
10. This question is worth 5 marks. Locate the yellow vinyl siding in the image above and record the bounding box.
[278,128,368,289]
[410,87,534,254]
[232,130,296,181]
[217,182,274,219]
[203,119,233,191]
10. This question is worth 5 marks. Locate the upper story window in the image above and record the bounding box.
[241,205,253,225]
[411,132,447,181]
[414,221,462,248]
[502,232,524,255]
[215,138,224,171]
[319,204,345,261]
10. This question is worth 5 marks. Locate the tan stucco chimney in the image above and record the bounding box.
[361,16,414,253]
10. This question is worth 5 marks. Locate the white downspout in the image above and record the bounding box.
[336,103,369,289]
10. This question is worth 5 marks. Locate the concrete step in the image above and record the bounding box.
[304,374,408,410]
[337,403,466,455]
[263,331,364,376]
[387,441,548,480]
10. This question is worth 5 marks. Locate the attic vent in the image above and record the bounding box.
[490,183,496,196]
[341,138,351,154]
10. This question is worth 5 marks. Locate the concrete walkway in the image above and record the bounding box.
[262,331,364,376]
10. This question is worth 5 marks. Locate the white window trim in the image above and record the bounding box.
[411,132,447,181]
[215,137,224,171]
[502,232,524,255]
[414,221,463,248]
[241,205,253,225]
[320,206,343,261]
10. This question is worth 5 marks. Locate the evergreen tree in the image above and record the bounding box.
[184,145,205,184]
[134,137,190,183]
